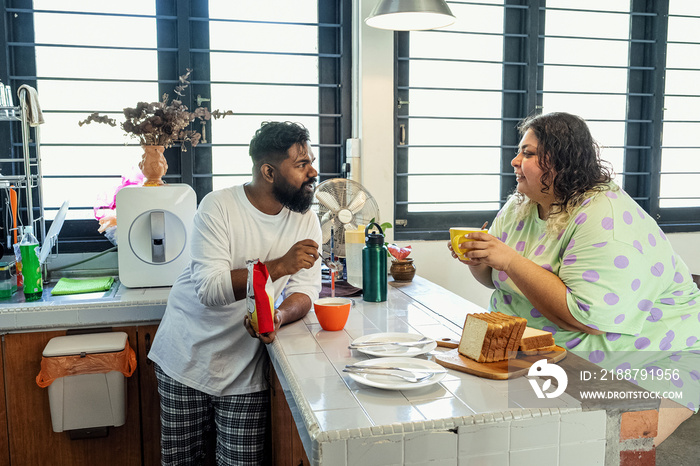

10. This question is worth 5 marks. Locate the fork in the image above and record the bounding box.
[345,364,446,374]
[342,368,432,383]
[349,336,433,348]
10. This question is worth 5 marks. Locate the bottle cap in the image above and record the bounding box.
[364,222,385,246]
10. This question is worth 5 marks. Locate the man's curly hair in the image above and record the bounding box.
[249,121,310,169]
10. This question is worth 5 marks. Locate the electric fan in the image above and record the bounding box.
[313,178,380,259]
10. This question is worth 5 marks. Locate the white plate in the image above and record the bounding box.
[350,332,437,357]
[345,357,446,390]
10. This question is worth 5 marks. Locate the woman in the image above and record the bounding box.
[449,112,699,445]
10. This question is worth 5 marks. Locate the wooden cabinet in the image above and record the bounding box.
[136,324,161,466]
[270,368,310,466]
[0,340,9,466]
[1,326,160,466]
[0,324,308,465]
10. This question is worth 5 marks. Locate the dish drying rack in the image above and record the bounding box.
[0,88,46,253]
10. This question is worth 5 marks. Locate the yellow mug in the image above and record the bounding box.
[450,227,487,260]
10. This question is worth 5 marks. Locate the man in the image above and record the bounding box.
[148,121,321,465]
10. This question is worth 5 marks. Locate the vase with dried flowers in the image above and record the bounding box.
[79,69,232,186]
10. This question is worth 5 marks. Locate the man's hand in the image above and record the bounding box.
[244,312,282,345]
[266,239,319,281]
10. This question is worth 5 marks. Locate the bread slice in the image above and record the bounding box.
[459,313,492,362]
[505,316,527,359]
[459,312,529,363]
[522,345,558,356]
[519,327,555,351]
[478,313,508,362]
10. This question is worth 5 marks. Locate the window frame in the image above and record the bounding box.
[394,0,700,242]
[2,0,352,253]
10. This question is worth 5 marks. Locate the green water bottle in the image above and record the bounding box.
[362,222,387,302]
[20,226,43,301]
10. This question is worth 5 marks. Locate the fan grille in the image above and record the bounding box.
[313,178,380,258]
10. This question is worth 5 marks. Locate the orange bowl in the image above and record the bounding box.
[314,297,352,331]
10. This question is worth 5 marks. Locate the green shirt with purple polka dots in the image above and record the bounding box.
[489,183,700,412]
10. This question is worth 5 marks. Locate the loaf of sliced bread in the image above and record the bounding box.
[519,327,555,351]
[458,312,527,363]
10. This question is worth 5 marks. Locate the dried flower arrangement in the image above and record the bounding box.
[79,69,232,150]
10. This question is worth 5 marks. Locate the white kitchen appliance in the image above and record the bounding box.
[116,184,196,288]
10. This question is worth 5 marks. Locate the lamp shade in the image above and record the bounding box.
[365,0,456,31]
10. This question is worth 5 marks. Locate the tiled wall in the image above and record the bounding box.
[309,409,607,466]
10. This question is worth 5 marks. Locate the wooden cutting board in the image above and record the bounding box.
[434,346,567,380]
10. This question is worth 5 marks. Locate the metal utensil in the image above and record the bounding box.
[345,364,446,374]
[349,336,433,348]
[343,368,433,383]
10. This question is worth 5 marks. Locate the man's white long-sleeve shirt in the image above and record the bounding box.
[148,184,322,396]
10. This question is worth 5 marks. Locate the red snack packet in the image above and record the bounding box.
[246,259,276,334]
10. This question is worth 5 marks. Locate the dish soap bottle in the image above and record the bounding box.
[20,226,42,301]
[362,222,387,302]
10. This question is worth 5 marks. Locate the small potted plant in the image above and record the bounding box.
[388,244,415,281]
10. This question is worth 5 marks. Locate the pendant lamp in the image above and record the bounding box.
[365,0,456,31]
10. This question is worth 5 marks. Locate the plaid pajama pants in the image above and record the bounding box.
[154,363,269,465]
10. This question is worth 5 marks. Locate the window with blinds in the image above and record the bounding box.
[3,0,350,252]
[395,0,700,240]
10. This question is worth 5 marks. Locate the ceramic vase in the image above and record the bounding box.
[138,145,168,186]
[390,258,416,281]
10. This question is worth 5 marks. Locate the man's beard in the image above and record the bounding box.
[272,176,316,213]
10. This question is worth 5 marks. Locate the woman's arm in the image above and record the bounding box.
[465,232,603,335]
[447,240,496,289]
[503,254,602,334]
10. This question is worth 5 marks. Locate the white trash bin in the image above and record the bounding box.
[42,332,129,434]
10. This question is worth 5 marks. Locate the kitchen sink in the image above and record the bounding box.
[0,276,119,306]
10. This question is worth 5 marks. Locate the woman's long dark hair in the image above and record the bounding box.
[517,112,613,216]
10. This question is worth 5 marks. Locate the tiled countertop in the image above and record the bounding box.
[1,275,656,465]
[0,280,168,331]
[268,277,613,466]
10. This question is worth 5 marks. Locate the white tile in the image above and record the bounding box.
[286,353,337,379]
[404,430,458,463]
[318,439,347,466]
[411,323,461,344]
[315,407,373,432]
[142,287,171,300]
[278,332,321,355]
[347,434,404,466]
[510,446,558,466]
[115,286,146,299]
[509,388,577,410]
[510,415,560,450]
[560,410,607,444]
[314,332,358,362]
[396,303,441,326]
[298,376,359,411]
[402,381,454,402]
[559,440,606,465]
[458,452,508,466]
[412,397,476,420]
[407,459,457,466]
[353,389,426,425]
[458,421,510,457]
[15,309,77,328]
[0,312,16,328]
[280,318,311,335]
[442,379,510,414]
